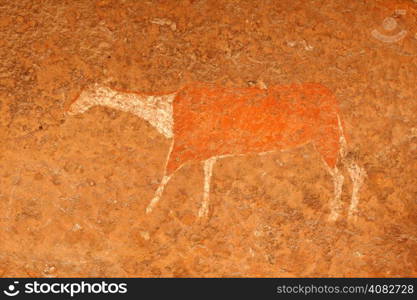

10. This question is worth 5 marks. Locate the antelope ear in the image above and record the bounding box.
[257,80,267,90]
[66,91,93,116]
[65,104,84,116]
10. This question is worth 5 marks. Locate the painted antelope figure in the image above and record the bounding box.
[67,82,366,221]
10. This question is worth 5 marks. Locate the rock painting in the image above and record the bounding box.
[68,82,366,221]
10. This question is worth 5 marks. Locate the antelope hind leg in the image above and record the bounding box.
[327,166,345,221]
[345,160,366,221]
[198,157,217,218]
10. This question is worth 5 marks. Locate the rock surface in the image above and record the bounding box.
[0,0,416,277]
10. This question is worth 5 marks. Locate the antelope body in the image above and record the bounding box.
[68,82,366,221]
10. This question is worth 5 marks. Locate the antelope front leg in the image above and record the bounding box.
[146,174,172,214]
[198,157,217,218]
[146,140,176,214]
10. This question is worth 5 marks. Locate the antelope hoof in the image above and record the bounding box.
[328,211,340,222]
[198,207,209,219]
[145,205,154,214]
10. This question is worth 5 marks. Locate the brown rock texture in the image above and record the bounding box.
[0,0,416,277]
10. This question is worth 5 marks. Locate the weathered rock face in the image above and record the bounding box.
[0,0,416,277]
